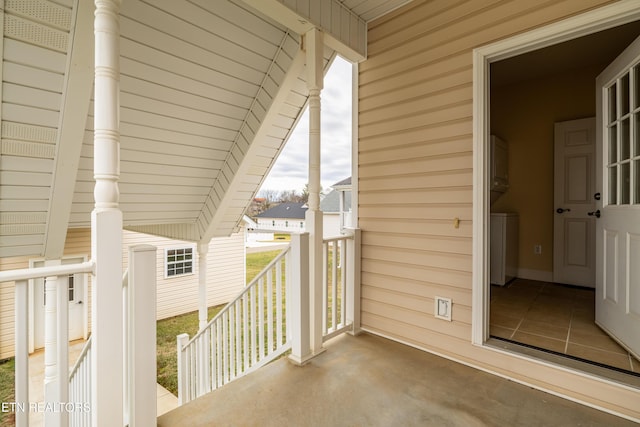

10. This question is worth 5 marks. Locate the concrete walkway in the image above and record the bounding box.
[28,340,177,426]
[246,240,289,254]
[158,333,637,427]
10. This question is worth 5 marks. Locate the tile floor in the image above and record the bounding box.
[490,278,639,373]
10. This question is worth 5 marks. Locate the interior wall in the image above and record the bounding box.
[490,63,606,276]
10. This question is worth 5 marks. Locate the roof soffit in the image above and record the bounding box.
[239,0,367,61]
[44,0,94,259]
[197,35,306,243]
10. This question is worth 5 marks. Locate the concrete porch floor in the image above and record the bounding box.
[158,332,637,427]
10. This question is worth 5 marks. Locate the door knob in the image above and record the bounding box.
[556,208,571,214]
[588,210,601,218]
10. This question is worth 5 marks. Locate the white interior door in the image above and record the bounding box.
[553,118,596,287]
[33,258,86,350]
[595,35,640,359]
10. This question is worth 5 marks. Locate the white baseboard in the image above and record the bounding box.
[517,268,553,283]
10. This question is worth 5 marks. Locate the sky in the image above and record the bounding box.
[258,55,352,195]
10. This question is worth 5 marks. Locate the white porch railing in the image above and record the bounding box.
[0,261,94,427]
[177,245,292,405]
[0,244,157,427]
[69,336,92,427]
[177,229,361,405]
[321,229,361,342]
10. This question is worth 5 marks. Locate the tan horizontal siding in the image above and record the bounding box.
[358,0,640,420]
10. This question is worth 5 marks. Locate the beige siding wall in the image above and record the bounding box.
[359,0,639,420]
[122,229,245,320]
[0,229,92,360]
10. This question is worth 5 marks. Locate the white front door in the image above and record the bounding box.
[595,35,640,359]
[553,118,597,287]
[33,258,87,350]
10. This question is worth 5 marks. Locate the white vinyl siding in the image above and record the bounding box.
[358,0,639,419]
[0,0,73,258]
[122,229,245,321]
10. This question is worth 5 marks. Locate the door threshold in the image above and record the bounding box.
[487,337,640,389]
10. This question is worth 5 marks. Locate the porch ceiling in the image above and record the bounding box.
[0,0,412,258]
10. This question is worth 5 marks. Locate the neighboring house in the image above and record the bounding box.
[0,227,246,357]
[243,215,274,244]
[255,202,307,233]
[253,179,352,237]
[1,1,639,424]
[320,177,352,237]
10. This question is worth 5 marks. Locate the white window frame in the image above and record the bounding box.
[165,246,195,279]
[471,0,640,346]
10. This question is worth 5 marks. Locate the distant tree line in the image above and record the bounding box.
[246,184,325,218]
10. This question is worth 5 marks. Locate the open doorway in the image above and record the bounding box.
[487,21,640,377]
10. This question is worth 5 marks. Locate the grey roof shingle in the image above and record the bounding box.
[256,202,307,219]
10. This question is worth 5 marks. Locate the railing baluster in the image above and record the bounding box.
[243,294,249,372]
[250,285,257,365]
[235,301,241,376]
[207,328,218,390]
[331,241,338,332]
[322,242,328,334]
[15,279,29,427]
[267,268,274,352]
[340,239,347,327]
[216,321,222,389]
[258,278,265,360]
[222,311,229,384]
[230,305,236,380]
[276,259,283,347]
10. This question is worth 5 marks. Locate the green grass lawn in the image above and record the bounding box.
[0,358,15,427]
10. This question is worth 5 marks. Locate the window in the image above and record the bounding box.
[166,247,194,277]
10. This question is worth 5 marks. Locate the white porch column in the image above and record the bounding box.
[92,0,124,426]
[127,245,157,427]
[288,233,312,364]
[197,242,209,330]
[197,241,210,396]
[43,261,61,427]
[305,28,325,355]
[56,274,69,427]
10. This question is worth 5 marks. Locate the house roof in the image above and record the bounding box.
[320,190,351,213]
[332,177,352,188]
[256,202,307,220]
[0,0,412,258]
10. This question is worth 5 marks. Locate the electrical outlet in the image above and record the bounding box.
[534,245,542,255]
[434,296,452,321]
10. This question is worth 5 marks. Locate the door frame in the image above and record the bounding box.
[28,254,89,353]
[471,1,640,346]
